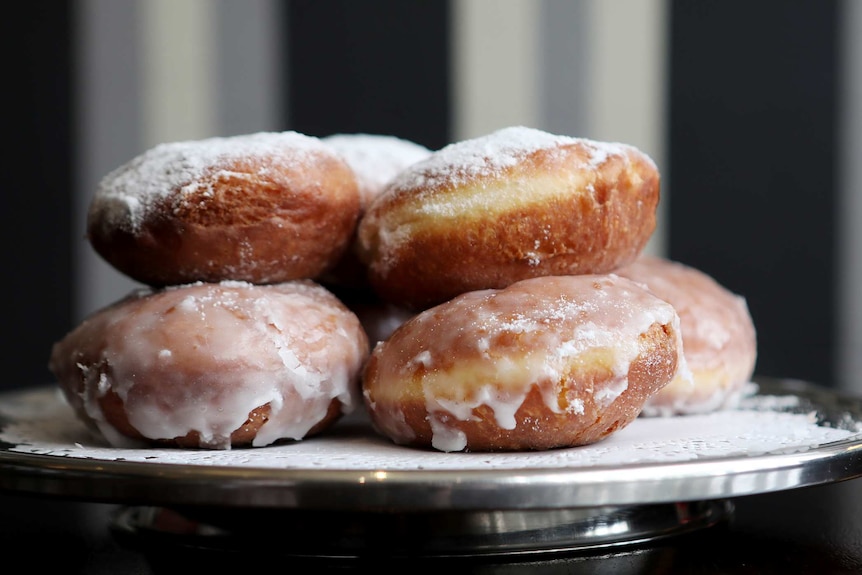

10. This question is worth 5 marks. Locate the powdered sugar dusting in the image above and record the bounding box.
[91,131,332,233]
[386,126,638,194]
[363,275,688,451]
[323,133,432,205]
[1,386,859,470]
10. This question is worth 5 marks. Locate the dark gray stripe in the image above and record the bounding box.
[285,0,451,150]
[2,3,74,387]
[668,0,838,385]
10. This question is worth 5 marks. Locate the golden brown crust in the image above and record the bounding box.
[91,393,345,448]
[87,132,361,286]
[49,280,369,449]
[318,133,433,290]
[365,322,677,452]
[357,127,659,310]
[361,274,683,452]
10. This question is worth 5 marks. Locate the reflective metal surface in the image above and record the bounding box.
[0,377,861,513]
[111,500,734,558]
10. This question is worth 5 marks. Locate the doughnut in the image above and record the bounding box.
[48,280,369,449]
[362,274,686,452]
[615,255,757,415]
[323,133,433,208]
[320,133,432,289]
[357,126,660,310]
[87,131,361,286]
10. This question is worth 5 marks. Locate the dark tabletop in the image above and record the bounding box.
[2,475,861,574]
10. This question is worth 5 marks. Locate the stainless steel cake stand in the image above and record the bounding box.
[2,377,861,558]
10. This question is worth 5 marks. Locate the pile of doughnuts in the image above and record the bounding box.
[49,126,757,453]
[49,131,428,449]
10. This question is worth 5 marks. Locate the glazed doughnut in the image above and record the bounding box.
[362,274,686,452]
[357,126,660,310]
[87,131,361,286]
[48,280,369,449]
[615,256,757,415]
[320,133,432,289]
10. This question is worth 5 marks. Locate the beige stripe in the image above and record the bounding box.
[451,0,541,141]
[585,0,668,256]
[140,0,218,147]
[75,0,281,319]
[452,0,668,255]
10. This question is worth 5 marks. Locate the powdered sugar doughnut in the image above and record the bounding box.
[323,133,433,207]
[48,280,369,449]
[362,274,686,452]
[321,133,432,290]
[357,126,660,310]
[87,131,360,286]
[616,256,757,415]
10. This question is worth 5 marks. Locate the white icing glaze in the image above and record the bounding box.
[429,412,468,452]
[616,256,757,415]
[366,274,686,451]
[91,131,335,233]
[51,281,368,449]
[4,385,859,470]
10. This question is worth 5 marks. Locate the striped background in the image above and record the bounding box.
[6,0,857,392]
